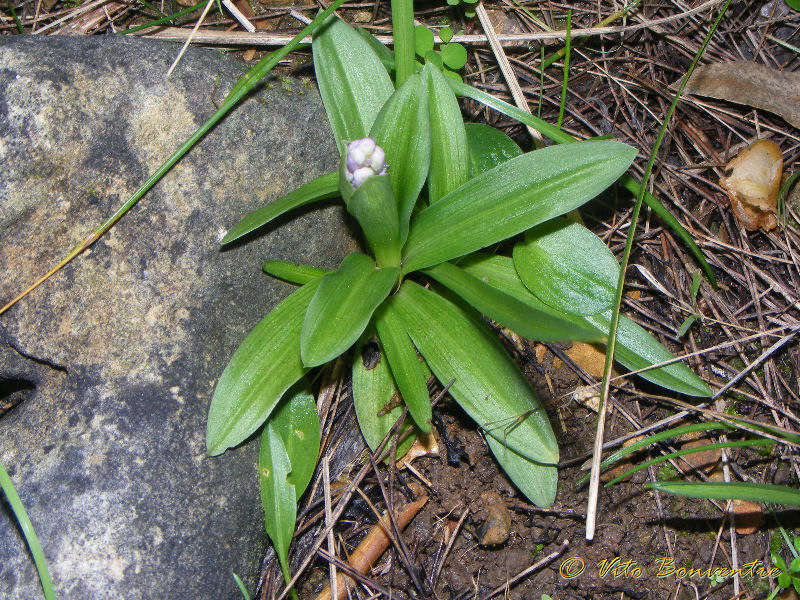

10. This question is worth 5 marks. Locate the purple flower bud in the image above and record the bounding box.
[345,138,387,189]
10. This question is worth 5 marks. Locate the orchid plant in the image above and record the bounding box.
[205,11,712,593]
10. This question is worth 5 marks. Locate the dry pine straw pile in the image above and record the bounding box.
[3,0,800,598]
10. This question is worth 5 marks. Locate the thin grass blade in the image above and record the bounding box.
[647,481,800,506]
[262,260,328,285]
[0,460,55,600]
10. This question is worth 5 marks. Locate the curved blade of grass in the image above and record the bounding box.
[579,422,735,485]
[513,217,620,316]
[370,73,430,243]
[221,171,339,245]
[262,260,328,285]
[447,79,716,286]
[391,281,558,466]
[465,122,522,177]
[352,329,416,457]
[647,481,800,506]
[587,0,731,541]
[268,383,321,500]
[0,0,349,318]
[313,15,394,155]
[259,422,297,591]
[374,303,432,433]
[232,573,252,600]
[486,434,557,507]
[119,1,206,34]
[207,279,320,456]
[0,459,55,600]
[424,62,469,203]
[606,439,774,487]
[423,262,602,343]
[301,253,398,367]
[402,141,637,274]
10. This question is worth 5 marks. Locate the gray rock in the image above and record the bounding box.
[0,35,358,599]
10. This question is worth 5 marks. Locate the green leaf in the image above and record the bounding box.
[465,122,522,177]
[647,481,800,507]
[402,140,637,273]
[355,26,396,74]
[690,268,702,303]
[352,330,416,456]
[423,262,602,342]
[259,422,297,588]
[584,310,712,397]
[677,314,698,338]
[313,16,394,154]
[458,253,711,396]
[344,175,402,268]
[447,79,716,286]
[262,260,328,285]
[786,0,800,12]
[374,303,432,432]
[513,217,619,316]
[423,62,470,203]
[221,171,339,245]
[414,25,434,56]
[207,279,320,456]
[441,42,467,70]
[301,253,398,367]
[440,26,453,43]
[391,281,558,469]
[0,460,55,600]
[486,434,557,507]
[370,73,431,243]
[268,383,321,500]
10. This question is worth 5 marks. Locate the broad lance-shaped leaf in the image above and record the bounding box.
[221,171,338,245]
[465,122,522,177]
[401,140,638,274]
[374,303,432,432]
[352,329,416,457]
[486,433,557,508]
[391,281,558,467]
[513,217,619,316]
[259,422,297,589]
[267,383,321,500]
[207,279,320,456]
[423,262,602,343]
[423,62,469,203]
[313,15,394,155]
[301,253,398,367]
[370,73,430,243]
[459,253,711,397]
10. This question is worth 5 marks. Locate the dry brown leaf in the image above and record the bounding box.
[720,139,783,231]
[685,61,800,129]
[395,431,439,470]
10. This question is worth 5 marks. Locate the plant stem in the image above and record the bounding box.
[390,0,414,87]
[556,10,570,129]
[585,0,732,542]
[119,0,207,34]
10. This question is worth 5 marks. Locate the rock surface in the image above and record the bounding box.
[0,35,356,599]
